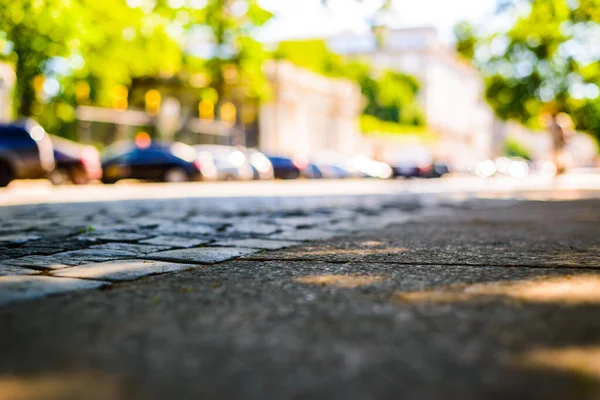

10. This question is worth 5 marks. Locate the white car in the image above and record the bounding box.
[194,145,254,181]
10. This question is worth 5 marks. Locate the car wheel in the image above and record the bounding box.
[70,166,89,185]
[49,168,69,185]
[164,167,189,183]
[0,161,14,187]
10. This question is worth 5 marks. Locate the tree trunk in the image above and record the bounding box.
[14,44,38,118]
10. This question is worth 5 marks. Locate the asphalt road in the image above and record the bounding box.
[1,172,599,206]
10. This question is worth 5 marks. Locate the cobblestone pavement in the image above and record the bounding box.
[1,174,599,306]
[0,195,599,400]
[0,191,440,305]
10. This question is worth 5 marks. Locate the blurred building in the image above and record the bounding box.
[0,62,15,121]
[329,27,495,170]
[259,61,362,158]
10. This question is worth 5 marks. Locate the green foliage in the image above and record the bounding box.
[504,137,532,159]
[0,0,74,116]
[275,39,425,129]
[364,70,424,125]
[202,0,273,106]
[460,0,600,142]
[360,114,431,134]
[0,0,272,135]
[274,40,344,77]
[453,21,477,61]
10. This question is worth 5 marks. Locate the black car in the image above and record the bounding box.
[267,156,301,180]
[0,119,55,187]
[427,162,451,178]
[267,156,323,180]
[101,142,205,183]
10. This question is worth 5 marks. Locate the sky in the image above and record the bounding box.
[257,0,499,44]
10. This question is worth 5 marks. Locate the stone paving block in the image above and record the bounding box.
[320,220,361,232]
[225,222,280,236]
[132,218,171,228]
[268,229,340,242]
[186,216,232,225]
[3,255,73,270]
[96,232,152,242]
[0,275,108,306]
[211,238,301,250]
[155,223,216,236]
[145,247,260,264]
[0,265,37,276]
[0,234,41,244]
[89,243,172,255]
[53,260,199,282]
[139,236,209,248]
[271,216,336,227]
[4,249,139,270]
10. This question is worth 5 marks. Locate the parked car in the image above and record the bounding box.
[427,162,451,178]
[387,148,433,178]
[314,162,352,179]
[313,152,391,179]
[266,155,301,180]
[288,156,324,179]
[194,145,254,181]
[246,148,274,180]
[300,162,323,179]
[102,141,215,183]
[0,119,55,187]
[49,135,102,185]
[349,155,393,179]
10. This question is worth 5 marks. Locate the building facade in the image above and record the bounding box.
[329,27,495,170]
[259,61,362,158]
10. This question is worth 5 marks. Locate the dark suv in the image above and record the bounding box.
[0,120,55,187]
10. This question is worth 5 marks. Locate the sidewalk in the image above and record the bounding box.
[1,197,600,399]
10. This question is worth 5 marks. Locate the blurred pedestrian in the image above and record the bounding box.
[542,112,574,175]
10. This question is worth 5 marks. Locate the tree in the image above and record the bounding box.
[0,0,184,119]
[456,0,600,162]
[0,0,74,116]
[201,0,273,104]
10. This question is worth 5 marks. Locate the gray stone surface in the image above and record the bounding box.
[268,228,340,241]
[1,259,599,399]
[5,249,139,269]
[145,247,260,264]
[96,232,152,242]
[139,236,208,248]
[225,221,280,235]
[154,223,216,236]
[0,264,37,276]
[53,260,199,281]
[249,200,600,268]
[0,275,107,305]
[271,215,337,227]
[1,190,599,399]
[0,234,41,244]
[3,255,78,270]
[212,238,302,250]
[89,243,172,255]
